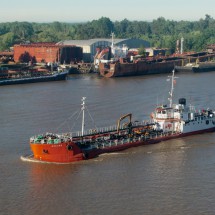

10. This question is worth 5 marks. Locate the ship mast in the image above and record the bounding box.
[111,32,115,49]
[81,97,86,136]
[180,37,184,54]
[168,70,177,108]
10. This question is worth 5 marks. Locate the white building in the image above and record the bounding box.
[57,38,150,62]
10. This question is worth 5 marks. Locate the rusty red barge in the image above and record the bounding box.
[97,39,215,77]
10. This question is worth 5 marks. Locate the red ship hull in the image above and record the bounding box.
[29,127,215,163]
[30,142,84,163]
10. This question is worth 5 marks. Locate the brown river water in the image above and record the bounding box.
[1,72,215,215]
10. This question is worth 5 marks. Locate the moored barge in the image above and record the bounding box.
[0,70,68,86]
[96,37,215,78]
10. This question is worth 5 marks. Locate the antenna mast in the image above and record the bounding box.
[180,37,184,54]
[110,32,115,49]
[81,97,86,136]
[168,70,177,107]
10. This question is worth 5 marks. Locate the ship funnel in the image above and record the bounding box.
[179,98,186,106]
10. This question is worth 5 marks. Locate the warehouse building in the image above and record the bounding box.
[57,38,150,62]
[13,42,83,64]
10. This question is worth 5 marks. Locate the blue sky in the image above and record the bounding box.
[1,0,215,22]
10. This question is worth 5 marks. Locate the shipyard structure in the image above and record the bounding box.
[13,43,83,64]
[58,38,150,62]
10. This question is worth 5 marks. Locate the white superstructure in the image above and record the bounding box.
[152,70,215,134]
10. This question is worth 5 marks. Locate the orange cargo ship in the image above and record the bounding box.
[27,108,162,163]
[22,70,215,163]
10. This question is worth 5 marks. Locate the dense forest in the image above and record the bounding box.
[0,15,215,53]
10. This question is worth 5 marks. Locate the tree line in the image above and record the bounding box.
[0,15,215,53]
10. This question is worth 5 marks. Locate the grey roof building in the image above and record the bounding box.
[57,38,150,62]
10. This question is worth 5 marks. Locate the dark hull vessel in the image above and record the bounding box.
[192,62,215,73]
[174,64,194,73]
[0,71,68,86]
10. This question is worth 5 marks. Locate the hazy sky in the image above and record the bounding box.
[1,0,215,22]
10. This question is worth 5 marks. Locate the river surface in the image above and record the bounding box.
[1,72,215,215]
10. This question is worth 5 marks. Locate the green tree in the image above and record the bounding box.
[1,16,215,52]
[1,32,15,50]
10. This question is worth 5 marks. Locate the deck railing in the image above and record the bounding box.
[67,120,154,137]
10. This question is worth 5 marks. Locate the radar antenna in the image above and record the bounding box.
[168,70,178,107]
